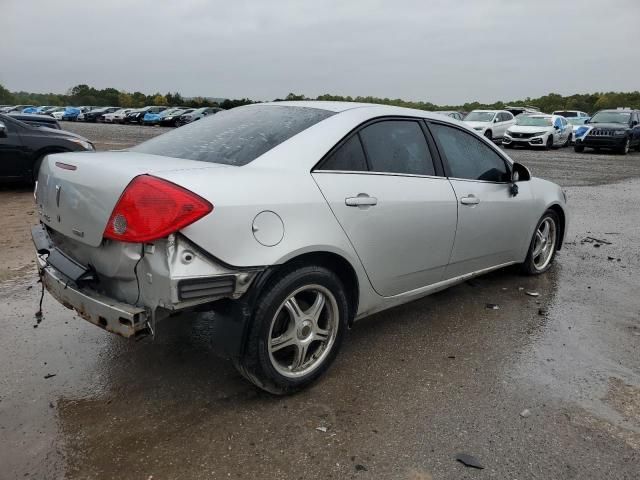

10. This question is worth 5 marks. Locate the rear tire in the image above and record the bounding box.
[484,130,493,141]
[574,145,585,153]
[545,135,553,150]
[521,210,560,275]
[236,265,349,395]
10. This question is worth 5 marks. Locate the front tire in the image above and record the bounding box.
[484,130,493,141]
[545,135,553,150]
[617,138,630,155]
[236,265,349,395]
[574,145,585,153]
[521,210,560,275]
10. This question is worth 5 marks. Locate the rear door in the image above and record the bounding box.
[312,118,458,297]
[428,121,537,278]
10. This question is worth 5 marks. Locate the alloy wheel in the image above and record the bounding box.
[532,217,557,271]
[267,285,339,378]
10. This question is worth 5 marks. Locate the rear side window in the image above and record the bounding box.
[359,120,435,176]
[430,123,509,182]
[131,105,335,166]
[321,135,367,171]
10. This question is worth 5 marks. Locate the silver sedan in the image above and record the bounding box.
[33,101,568,394]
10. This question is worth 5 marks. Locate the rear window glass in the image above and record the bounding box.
[131,105,335,166]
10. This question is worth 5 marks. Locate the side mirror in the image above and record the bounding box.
[0,121,6,137]
[632,120,639,126]
[554,125,560,130]
[494,117,499,123]
[511,162,531,183]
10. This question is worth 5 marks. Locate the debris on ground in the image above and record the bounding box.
[315,426,327,433]
[485,303,499,310]
[455,453,484,469]
[447,355,456,359]
[355,464,368,472]
[526,291,540,297]
[581,236,612,245]
[520,409,532,418]
[43,373,56,379]
[538,308,548,316]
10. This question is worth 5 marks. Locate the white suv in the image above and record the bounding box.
[463,110,516,142]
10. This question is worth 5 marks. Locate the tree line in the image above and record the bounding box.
[1,83,639,113]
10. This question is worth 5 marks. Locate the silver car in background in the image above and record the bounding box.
[33,102,568,394]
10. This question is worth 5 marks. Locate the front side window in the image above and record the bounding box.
[321,135,367,171]
[430,123,509,182]
[359,120,435,176]
[131,105,335,166]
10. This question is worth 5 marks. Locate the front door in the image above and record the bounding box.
[312,119,459,297]
[428,121,537,278]
[0,118,27,180]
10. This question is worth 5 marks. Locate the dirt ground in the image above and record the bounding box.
[1,123,639,479]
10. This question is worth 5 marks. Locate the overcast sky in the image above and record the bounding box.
[2,0,638,104]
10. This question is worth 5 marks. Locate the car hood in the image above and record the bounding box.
[587,122,629,129]
[36,126,90,142]
[464,121,489,129]
[508,125,552,134]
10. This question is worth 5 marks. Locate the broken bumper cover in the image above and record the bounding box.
[36,253,149,337]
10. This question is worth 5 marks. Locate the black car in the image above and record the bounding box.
[176,107,222,126]
[0,114,94,183]
[7,113,61,129]
[158,108,194,127]
[80,106,120,123]
[574,109,640,154]
[124,106,168,125]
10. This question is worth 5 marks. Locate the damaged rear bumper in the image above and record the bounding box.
[36,253,150,337]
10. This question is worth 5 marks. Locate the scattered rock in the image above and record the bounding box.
[485,303,499,310]
[520,409,531,418]
[447,355,456,359]
[538,308,548,316]
[43,373,56,379]
[315,426,327,433]
[525,291,540,297]
[455,453,484,469]
[355,464,368,472]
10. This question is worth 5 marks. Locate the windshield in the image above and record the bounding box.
[590,111,631,124]
[515,116,552,127]
[554,111,578,118]
[464,112,495,122]
[567,117,588,126]
[131,105,335,166]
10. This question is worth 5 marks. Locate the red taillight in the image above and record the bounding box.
[103,175,212,243]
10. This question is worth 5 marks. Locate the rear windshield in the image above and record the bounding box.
[131,105,334,166]
[553,111,577,117]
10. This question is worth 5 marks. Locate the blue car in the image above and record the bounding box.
[22,107,39,114]
[143,107,183,126]
[61,107,81,121]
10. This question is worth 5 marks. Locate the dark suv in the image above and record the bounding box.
[574,109,640,154]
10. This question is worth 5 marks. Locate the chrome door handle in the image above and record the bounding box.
[345,194,378,207]
[460,195,480,205]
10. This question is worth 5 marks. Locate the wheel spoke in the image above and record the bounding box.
[306,291,326,325]
[532,232,544,257]
[541,221,550,239]
[314,328,329,342]
[284,297,304,324]
[291,342,309,370]
[270,329,297,352]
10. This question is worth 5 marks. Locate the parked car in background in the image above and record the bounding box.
[22,107,39,114]
[142,107,186,126]
[566,116,590,144]
[103,108,132,124]
[32,101,567,394]
[552,110,590,119]
[36,106,60,115]
[0,113,93,183]
[159,108,194,127]
[503,114,571,149]
[463,110,516,141]
[125,106,168,125]
[574,109,640,154]
[176,107,222,126]
[434,111,464,121]
[8,113,61,129]
[62,107,82,121]
[51,108,68,120]
[3,105,36,113]
[80,107,120,123]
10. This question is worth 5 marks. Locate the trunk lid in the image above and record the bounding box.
[35,151,224,247]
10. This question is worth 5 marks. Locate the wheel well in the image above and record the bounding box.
[548,204,566,250]
[276,251,359,324]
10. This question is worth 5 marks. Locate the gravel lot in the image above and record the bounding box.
[1,123,639,479]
